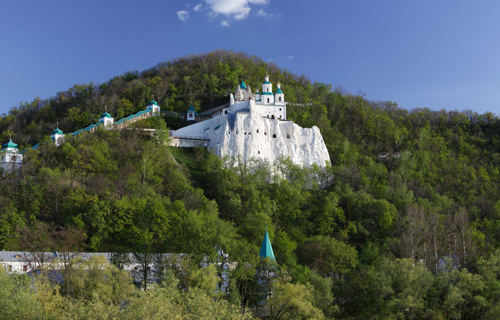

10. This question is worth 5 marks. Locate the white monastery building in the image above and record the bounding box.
[170,74,331,168]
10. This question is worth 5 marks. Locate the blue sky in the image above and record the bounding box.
[1,0,500,114]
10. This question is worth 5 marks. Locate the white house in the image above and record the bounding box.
[0,139,23,174]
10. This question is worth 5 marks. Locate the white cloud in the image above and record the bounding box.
[203,0,269,20]
[256,9,267,17]
[194,4,203,11]
[288,56,294,60]
[220,20,230,27]
[177,10,190,21]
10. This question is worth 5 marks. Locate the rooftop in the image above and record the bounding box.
[2,139,18,149]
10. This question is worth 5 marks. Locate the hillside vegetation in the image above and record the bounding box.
[3,50,500,319]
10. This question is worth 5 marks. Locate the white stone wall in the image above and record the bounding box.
[206,111,330,168]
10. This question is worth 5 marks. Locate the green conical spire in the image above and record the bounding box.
[240,80,247,89]
[259,225,276,262]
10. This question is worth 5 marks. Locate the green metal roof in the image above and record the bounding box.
[259,226,276,262]
[275,88,283,94]
[2,139,18,149]
[52,127,63,134]
[188,105,195,112]
[263,81,271,84]
[149,99,158,105]
[100,112,112,118]
[261,92,273,95]
[240,80,247,89]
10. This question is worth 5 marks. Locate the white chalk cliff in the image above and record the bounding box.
[209,110,330,167]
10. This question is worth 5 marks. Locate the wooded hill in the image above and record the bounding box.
[2,50,500,319]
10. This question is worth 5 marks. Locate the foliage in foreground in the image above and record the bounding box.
[3,50,500,318]
[0,259,254,320]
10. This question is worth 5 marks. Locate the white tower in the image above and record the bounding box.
[240,80,248,101]
[261,73,274,104]
[187,105,196,121]
[99,111,114,129]
[274,81,285,105]
[51,127,65,146]
[0,139,23,173]
[255,89,261,101]
[146,99,161,115]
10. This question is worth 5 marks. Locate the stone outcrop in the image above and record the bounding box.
[207,111,331,168]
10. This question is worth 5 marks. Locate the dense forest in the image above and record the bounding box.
[2,50,500,319]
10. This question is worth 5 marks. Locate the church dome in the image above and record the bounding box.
[3,139,18,149]
[52,127,63,134]
[101,112,112,118]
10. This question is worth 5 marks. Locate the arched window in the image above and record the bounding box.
[267,98,270,103]
[271,115,275,119]
[225,110,228,114]
[257,129,259,133]
[279,97,282,101]
[264,132,267,135]
[287,134,290,139]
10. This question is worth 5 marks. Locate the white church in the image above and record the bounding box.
[1,74,330,171]
[170,74,331,168]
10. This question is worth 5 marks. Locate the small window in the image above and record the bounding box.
[267,88,270,92]
[279,108,282,111]
[8,265,12,272]
[23,265,27,272]
[273,134,276,138]
[264,132,267,135]
[225,110,228,114]
[244,132,247,135]
[257,129,259,133]
[134,266,138,270]
[279,97,282,101]
[267,98,270,103]
[258,151,260,154]
[287,134,290,139]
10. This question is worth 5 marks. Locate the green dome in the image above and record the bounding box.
[149,99,158,105]
[263,81,272,84]
[3,139,18,149]
[240,80,247,89]
[275,88,283,94]
[100,112,112,118]
[187,105,195,112]
[52,127,63,134]
[261,92,273,95]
